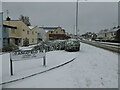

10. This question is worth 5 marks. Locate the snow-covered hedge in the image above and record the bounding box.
[32,40,66,52]
[2,43,19,52]
[32,39,80,52]
[65,39,80,52]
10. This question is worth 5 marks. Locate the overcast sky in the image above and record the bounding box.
[2,2,118,34]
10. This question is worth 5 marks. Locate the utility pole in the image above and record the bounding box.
[76,0,79,35]
[6,10,9,17]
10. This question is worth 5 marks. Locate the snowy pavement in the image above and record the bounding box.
[2,43,118,88]
[1,50,76,86]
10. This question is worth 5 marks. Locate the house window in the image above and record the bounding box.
[11,28,15,34]
[3,27,6,33]
[32,39,34,42]
[32,31,34,35]
[27,31,29,34]
[56,31,58,34]
[23,29,25,31]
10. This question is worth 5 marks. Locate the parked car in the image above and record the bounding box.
[65,39,80,52]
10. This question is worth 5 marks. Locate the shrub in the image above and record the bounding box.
[2,44,19,52]
[65,39,80,52]
[23,38,29,46]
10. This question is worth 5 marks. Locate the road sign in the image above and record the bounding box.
[10,49,46,75]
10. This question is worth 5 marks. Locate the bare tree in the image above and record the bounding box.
[19,15,31,26]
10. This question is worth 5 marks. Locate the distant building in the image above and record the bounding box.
[0,12,3,49]
[38,27,46,42]
[97,29,108,40]
[69,34,74,38]
[97,26,120,42]
[92,34,97,40]
[40,26,69,41]
[81,32,97,40]
[3,19,38,46]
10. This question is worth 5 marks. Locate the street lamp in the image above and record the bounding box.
[0,12,3,49]
[76,0,88,36]
[76,0,79,36]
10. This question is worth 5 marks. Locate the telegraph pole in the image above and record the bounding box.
[6,10,9,17]
[76,0,79,35]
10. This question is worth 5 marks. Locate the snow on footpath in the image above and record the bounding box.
[1,50,76,86]
[2,43,118,88]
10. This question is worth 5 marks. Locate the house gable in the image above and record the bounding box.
[3,20,38,46]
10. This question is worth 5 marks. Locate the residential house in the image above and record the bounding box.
[106,27,120,41]
[81,32,97,40]
[97,29,108,40]
[40,26,69,40]
[105,27,119,40]
[97,26,120,42]
[3,19,38,46]
[92,34,97,40]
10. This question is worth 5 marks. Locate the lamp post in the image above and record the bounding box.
[76,0,79,36]
[0,12,3,49]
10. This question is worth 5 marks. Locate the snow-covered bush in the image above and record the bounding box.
[2,44,19,52]
[32,40,66,52]
[51,40,66,50]
[65,39,80,52]
[32,39,80,52]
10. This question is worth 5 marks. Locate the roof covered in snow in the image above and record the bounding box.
[28,26,36,30]
[39,26,65,33]
[43,27,58,30]
[98,26,120,34]
[45,30,49,33]
[109,28,120,32]
[39,26,61,30]
[39,26,60,33]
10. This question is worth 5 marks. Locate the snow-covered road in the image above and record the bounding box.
[2,43,118,88]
